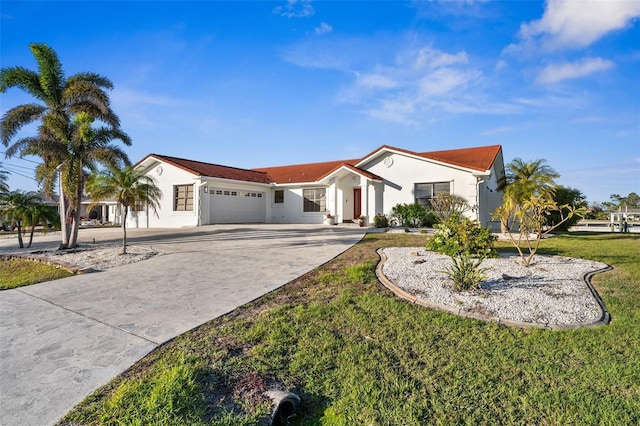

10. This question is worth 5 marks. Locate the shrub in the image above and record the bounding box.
[441,253,489,292]
[428,216,497,258]
[391,203,435,227]
[373,213,389,228]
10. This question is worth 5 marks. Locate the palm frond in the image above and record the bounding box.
[67,72,114,90]
[1,104,46,146]
[29,43,64,106]
[0,66,45,99]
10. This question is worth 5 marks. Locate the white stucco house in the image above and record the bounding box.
[126,144,505,230]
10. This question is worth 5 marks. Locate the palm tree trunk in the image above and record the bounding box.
[59,194,71,250]
[17,223,24,248]
[68,198,81,248]
[122,205,128,254]
[27,225,36,248]
[68,170,84,249]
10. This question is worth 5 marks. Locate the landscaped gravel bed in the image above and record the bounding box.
[25,244,161,271]
[381,247,610,327]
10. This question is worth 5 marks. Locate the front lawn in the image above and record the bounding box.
[61,232,640,425]
[0,257,73,290]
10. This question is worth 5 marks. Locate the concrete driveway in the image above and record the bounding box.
[0,224,366,426]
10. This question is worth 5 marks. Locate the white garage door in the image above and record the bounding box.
[209,188,266,223]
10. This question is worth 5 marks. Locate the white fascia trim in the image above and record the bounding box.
[472,170,492,178]
[318,166,383,184]
[199,177,273,188]
[273,182,329,188]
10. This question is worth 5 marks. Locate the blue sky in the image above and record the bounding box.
[1,0,639,204]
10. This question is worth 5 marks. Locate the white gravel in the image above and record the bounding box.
[22,244,162,271]
[380,247,609,327]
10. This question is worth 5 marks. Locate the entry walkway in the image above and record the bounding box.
[0,225,366,425]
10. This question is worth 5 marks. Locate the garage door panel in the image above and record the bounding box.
[210,189,266,223]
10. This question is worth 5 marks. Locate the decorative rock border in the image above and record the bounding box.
[0,253,93,275]
[375,248,612,330]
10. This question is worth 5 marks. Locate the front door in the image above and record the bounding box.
[353,188,362,219]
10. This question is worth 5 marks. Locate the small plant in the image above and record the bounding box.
[391,203,434,227]
[428,216,497,258]
[373,213,389,228]
[441,253,489,292]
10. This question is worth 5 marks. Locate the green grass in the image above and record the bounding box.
[0,257,73,289]
[60,232,640,425]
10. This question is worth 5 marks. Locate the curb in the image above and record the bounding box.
[375,248,612,330]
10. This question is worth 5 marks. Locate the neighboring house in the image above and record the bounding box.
[130,144,505,230]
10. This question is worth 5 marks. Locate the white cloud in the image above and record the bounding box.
[408,47,468,70]
[519,0,640,50]
[273,0,315,18]
[315,22,332,35]
[536,57,614,83]
[356,72,398,89]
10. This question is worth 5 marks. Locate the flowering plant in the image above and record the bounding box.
[325,213,332,218]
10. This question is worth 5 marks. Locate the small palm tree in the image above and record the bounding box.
[0,190,42,248]
[23,200,60,248]
[499,158,560,202]
[87,166,162,254]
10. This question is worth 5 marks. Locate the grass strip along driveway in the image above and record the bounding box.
[61,232,640,425]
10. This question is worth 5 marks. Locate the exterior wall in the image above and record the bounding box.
[135,161,200,228]
[266,185,329,224]
[363,152,481,222]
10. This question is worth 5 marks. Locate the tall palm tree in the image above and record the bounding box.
[0,190,42,248]
[86,166,162,254]
[0,42,123,249]
[65,112,131,248]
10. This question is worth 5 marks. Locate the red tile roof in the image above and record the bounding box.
[141,145,501,185]
[141,154,272,184]
[418,145,502,172]
[254,159,359,183]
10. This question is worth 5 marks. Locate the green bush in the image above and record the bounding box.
[391,203,436,227]
[373,213,389,228]
[428,216,497,258]
[441,253,489,292]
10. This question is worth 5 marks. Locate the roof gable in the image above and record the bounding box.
[357,145,501,172]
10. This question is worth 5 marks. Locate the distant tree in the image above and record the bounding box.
[584,202,607,220]
[86,166,162,254]
[546,186,588,231]
[22,199,60,248]
[0,190,41,248]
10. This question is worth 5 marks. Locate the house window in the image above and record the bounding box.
[415,182,450,207]
[303,188,326,212]
[274,190,284,204]
[174,184,194,211]
[133,201,145,212]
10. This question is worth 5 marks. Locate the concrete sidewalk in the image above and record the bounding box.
[0,224,366,425]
